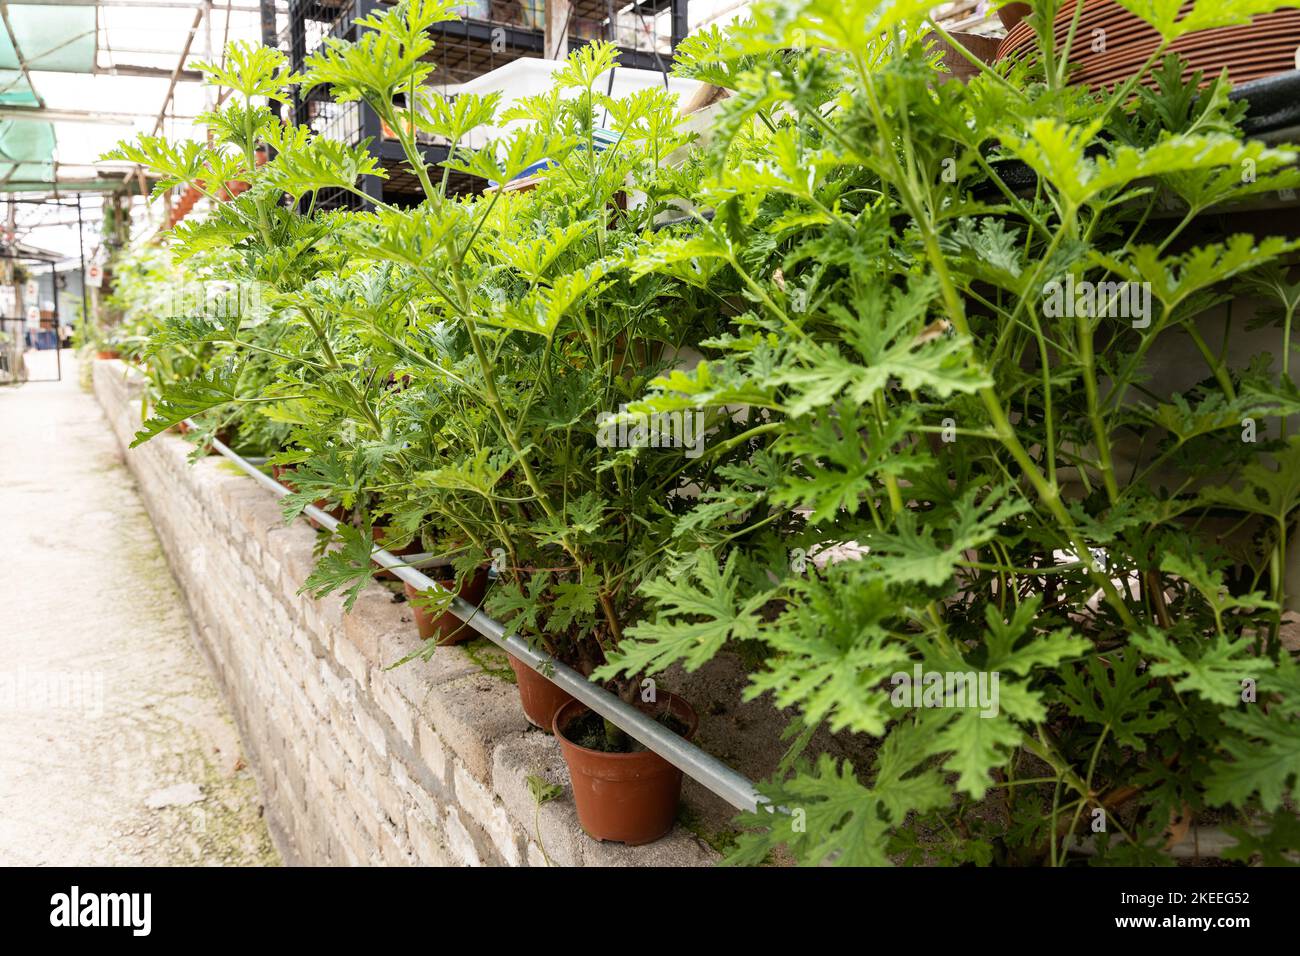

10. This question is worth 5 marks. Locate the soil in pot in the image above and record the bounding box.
[402,569,488,645]
[562,707,692,751]
[553,692,699,846]
[507,653,576,732]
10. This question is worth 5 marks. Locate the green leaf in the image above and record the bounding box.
[593,551,770,679]
[1132,625,1271,707]
[1056,653,1177,748]
[923,600,1085,796]
[192,40,300,103]
[100,137,242,200]
[1206,655,1300,810]
[546,571,600,633]
[485,572,550,640]
[1199,435,1300,524]
[728,722,949,867]
[298,524,377,611]
[1159,552,1279,627]
[302,0,456,107]
[1096,235,1300,313]
[492,220,595,284]
[770,405,926,524]
[527,774,564,805]
[264,130,386,202]
[132,364,243,446]
[773,277,990,417]
[857,483,1029,588]
[746,571,911,736]
[413,90,501,142]
[1221,811,1300,866]
[1000,124,1292,211]
[931,706,1026,799]
[1137,390,1282,444]
[982,598,1090,675]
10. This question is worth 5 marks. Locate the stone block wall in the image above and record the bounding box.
[93,360,718,867]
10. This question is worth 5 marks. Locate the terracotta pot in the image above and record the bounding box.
[996,3,1300,89]
[270,464,297,493]
[210,426,234,453]
[272,464,338,525]
[293,489,343,529]
[996,1,1031,32]
[373,526,423,580]
[553,693,698,845]
[928,30,1002,84]
[95,349,120,360]
[403,568,488,645]
[175,421,228,454]
[507,653,576,732]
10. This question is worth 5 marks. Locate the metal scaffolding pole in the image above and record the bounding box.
[50,253,61,382]
[76,194,89,343]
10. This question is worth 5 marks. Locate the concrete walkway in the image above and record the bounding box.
[0,350,278,865]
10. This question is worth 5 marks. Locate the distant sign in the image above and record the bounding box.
[24,279,38,301]
[86,263,104,289]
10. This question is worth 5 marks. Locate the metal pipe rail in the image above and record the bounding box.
[204,431,768,815]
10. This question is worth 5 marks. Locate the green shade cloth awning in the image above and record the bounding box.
[0,117,54,183]
[0,4,98,185]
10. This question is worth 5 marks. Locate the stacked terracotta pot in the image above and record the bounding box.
[167,185,203,228]
[997,1,1300,88]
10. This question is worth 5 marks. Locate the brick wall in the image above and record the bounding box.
[93,360,718,867]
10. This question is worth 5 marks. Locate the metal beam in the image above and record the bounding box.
[0,2,46,109]
[18,1,266,10]
[670,0,688,47]
[545,0,572,61]
[0,106,156,124]
[152,6,206,136]
[95,64,205,81]
[0,180,129,192]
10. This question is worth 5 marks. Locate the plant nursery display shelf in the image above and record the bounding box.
[95,361,881,865]
[90,0,1300,868]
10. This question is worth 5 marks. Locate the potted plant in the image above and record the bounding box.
[588,1,1300,865]
[114,1,718,846]
[296,5,722,839]
[551,692,699,844]
[404,566,489,644]
[110,0,1300,865]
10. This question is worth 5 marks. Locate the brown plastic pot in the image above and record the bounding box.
[996,1,1031,31]
[95,349,120,360]
[372,526,423,581]
[553,692,698,846]
[507,653,576,732]
[175,422,230,453]
[403,568,488,645]
[270,463,297,493]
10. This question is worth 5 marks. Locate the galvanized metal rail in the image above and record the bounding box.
[205,431,768,815]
